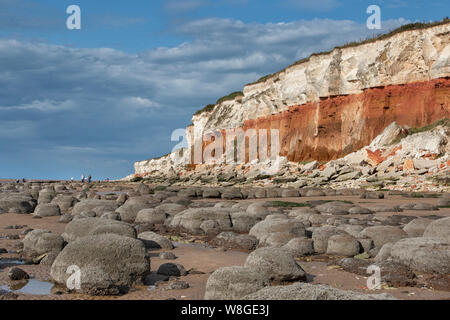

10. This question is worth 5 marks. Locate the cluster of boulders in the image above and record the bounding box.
[1,178,449,299]
[200,194,449,299]
[0,182,194,295]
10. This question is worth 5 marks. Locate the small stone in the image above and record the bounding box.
[167,281,190,290]
[157,263,187,277]
[159,252,177,260]
[8,267,30,281]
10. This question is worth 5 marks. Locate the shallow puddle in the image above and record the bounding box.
[0,279,54,295]
[0,258,24,269]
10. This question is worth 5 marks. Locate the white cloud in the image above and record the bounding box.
[284,0,341,11]
[0,99,75,112]
[122,97,161,109]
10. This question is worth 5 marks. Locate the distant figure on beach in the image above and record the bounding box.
[81,173,85,182]
[88,174,92,183]
[22,178,26,183]
[71,177,74,182]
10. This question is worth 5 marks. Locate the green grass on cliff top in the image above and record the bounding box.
[390,118,450,145]
[193,18,449,116]
[248,18,450,86]
[194,91,244,116]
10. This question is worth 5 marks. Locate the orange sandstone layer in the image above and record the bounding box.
[240,78,450,163]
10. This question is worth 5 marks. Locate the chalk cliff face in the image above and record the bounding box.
[134,22,450,176]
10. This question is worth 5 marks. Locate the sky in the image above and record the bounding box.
[0,0,448,180]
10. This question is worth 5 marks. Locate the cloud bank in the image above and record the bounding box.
[0,17,408,179]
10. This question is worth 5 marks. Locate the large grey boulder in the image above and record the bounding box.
[177,188,198,198]
[213,232,259,251]
[202,188,221,198]
[50,234,150,295]
[249,216,306,247]
[244,247,307,282]
[221,189,243,200]
[423,217,450,241]
[312,226,347,254]
[0,193,35,214]
[204,266,270,300]
[22,229,64,265]
[170,208,232,234]
[116,197,156,223]
[33,203,61,217]
[22,229,64,264]
[230,211,266,233]
[390,237,450,274]
[243,282,396,300]
[38,189,55,204]
[337,225,365,238]
[288,207,319,218]
[315,201,354,215]
[281,189,300,198]
[135,208,167,225]
[62,217,136,242]
[282,238,314,257]
[359,226,407,248]
[155,203,186,216]
[51,195,79,212]
[162,196,192,206]
[326,234,362,257]
[246,202,270,215]
[403,218,433,237]
[72,199,119,217]
[138,232,174,250]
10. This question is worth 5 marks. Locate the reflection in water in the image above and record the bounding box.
[0,259,25,269]
[0,279,54,295]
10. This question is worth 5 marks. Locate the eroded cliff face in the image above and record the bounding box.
[134,22,450,176]
[244,78,450,162]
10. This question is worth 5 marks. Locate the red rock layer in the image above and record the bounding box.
[240,78,450,162]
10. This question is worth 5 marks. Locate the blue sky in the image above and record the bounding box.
[0,0,448,180]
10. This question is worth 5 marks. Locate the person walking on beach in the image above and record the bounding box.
[81,173,85,183]
[88,174,92,183]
